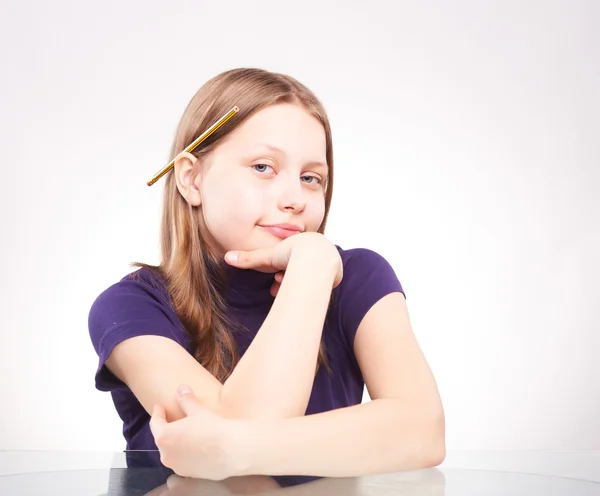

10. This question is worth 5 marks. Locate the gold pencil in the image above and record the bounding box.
[147,106,240,186]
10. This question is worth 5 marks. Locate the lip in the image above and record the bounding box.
[260,223,304,239]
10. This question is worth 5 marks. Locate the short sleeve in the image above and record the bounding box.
[334,248,405,348]
[88,272,191,392]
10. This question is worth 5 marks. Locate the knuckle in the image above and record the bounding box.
[156,433,174,449]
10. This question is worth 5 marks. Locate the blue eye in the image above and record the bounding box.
[252,164,273,173]
[252,164,323,187]
[301,175,322,185]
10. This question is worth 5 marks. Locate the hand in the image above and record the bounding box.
[225,232,343,297]
[149,385,244,481]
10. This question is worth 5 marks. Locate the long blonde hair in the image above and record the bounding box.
[132,68,335,383]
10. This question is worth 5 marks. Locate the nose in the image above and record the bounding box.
[276,175,307,213]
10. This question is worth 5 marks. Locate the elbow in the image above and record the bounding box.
[425,413,446,468]
[392,411,446,472]
[407,410,445,470]
[426,441,446,468]
[415,437,445,470]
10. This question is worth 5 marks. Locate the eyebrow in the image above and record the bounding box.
[253,143,328,171]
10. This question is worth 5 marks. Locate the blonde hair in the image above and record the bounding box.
[132,68,335,382]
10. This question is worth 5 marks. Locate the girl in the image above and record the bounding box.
[88,67,445,489]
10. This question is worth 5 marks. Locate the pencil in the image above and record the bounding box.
[147,106,240,186]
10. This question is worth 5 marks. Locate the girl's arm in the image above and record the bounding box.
[219,241,339,420]
[103,238,336,425]
[237,397,445,477]
[233,290,446,477]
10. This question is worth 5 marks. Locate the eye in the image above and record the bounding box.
[301,175,323,186]
[252,164,274,173]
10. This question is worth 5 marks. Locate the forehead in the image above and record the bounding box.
[223,103,326,159]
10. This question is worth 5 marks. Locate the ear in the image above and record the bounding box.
[173,151,202,207]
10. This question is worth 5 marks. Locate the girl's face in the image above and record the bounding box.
[180,103,329,256]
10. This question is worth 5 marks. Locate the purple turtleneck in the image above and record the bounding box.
[88,245,404,486]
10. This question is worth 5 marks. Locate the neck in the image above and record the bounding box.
[223,262,274,291]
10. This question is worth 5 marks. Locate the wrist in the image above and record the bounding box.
[290,235,339,279]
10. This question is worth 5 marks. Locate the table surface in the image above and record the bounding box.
[0,450,598,495]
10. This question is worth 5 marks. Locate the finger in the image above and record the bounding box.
[149,404,167,439]
[274,271,284,283]
[270,281,280,298]
[225,249,272,271]
[176,384,201,416]
[224,251,240,265]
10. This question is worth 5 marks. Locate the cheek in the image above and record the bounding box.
[222,180,265,220]
[307,196,326,230]
[201,179,264,248]
[204,175,254,215]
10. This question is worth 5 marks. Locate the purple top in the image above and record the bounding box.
[89,245,404,486]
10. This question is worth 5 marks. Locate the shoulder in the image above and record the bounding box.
[88,266,191,392]
[334,245,404,296]
[88,266,188,353]
[329,244,405,342]
[335,245,396,273]
[90,266,170,313]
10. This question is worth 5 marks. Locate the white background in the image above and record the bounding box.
[0,0,598,453]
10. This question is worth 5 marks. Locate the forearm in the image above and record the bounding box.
[237,398,446,478]
[219,248,337,420]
